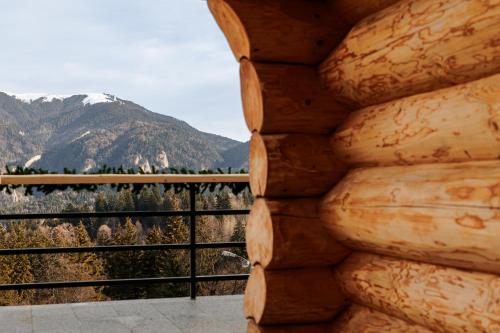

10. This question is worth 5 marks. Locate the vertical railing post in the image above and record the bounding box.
[189,185,197,299]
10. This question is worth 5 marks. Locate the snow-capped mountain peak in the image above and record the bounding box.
[0,91,248,172]
[6,93,71,104]
[3,92,119,106]
[82,93,118,105]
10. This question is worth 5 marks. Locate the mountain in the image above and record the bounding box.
[0,92,249,171]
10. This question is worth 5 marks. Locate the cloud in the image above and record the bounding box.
[0,0,248,141]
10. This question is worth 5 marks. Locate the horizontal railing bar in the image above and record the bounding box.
[196,242,247,249]
[0,242,246,255]
[0,274,250,290]
[0,174,249,185]
[0,277,191,290]
[0,209,250,220]
[0,211,190,220]
[196,274,250,282]
[195,210,250,216]
[0,244,189,255]
[0,175,251,297]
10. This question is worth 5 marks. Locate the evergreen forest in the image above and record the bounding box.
[0,187,252,305]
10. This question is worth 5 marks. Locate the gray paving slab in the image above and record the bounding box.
[71,301,119,320]
[0,306,32,333]
[196,295,244,320]
[152,300,214,332]
[78,319,131,333]
[0,295,246,333]
[0,307,32,333]
[111,300,182,333]
[195,297,246,333]
[32,304,82,333]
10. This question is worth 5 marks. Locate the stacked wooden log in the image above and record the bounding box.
[321,161,500,274]
[210,0,500,331]
[331,74,500,167]
[248,305,433,333]
[336,253,500,332]
[319,0,500,108]
[318,0,500,331]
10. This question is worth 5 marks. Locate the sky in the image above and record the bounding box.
[0,0,248,141]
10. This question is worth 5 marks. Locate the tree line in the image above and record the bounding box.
[0,187,252,305]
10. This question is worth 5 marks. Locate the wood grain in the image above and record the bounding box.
[331,74,500,167]
[208,0,349,64]
[248,305,433,332]
[240,59,347,134]
[321,161,500,273]
[246,198,349,270]
[328,0,401,25]
[244,264,345,325]
[330,304,433,333]
[320,0,500,107]
[249,133,345,197]
[336,253,500,333]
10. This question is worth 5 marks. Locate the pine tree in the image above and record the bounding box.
[103,218,144,299]
[27,226,58,304]
[0,225,16,305]
[215,191,232,224]
[139,192,191,298]
[141,223,189,298]
[230,220,245,242]
[230,219,247,258]
[0,226,9,278]
[196,215,225,296]
[142,227,168,296]
[94,192,109,229]
[216,191,232,210]
[95,192,107,212]
[242,189,253,208]
[162,197,190,284]
[7,223,34,304]
[73,222,103,276]
[118,190,135,212]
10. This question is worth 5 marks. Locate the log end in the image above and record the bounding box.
[247,320,260,333]
[246,266,346,325]
[244,264,267,323]
[249,133,267,197]
[246,198,273,268]
[208,0,250,62]
[240,58,263,133]
[318,180,346,220]
[247,320,265,333]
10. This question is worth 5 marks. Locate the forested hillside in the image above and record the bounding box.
[0,187,251,305]
[0,92,249,171]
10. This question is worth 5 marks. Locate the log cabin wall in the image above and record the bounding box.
[209,0,500,331]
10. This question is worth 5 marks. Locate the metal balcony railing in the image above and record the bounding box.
[0,174,250,299]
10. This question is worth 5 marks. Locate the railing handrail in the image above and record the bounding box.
[0,177,251,299]
[0,209,251,220]
[0,173,249,185]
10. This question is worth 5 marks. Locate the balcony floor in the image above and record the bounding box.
[0,295,246,333]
